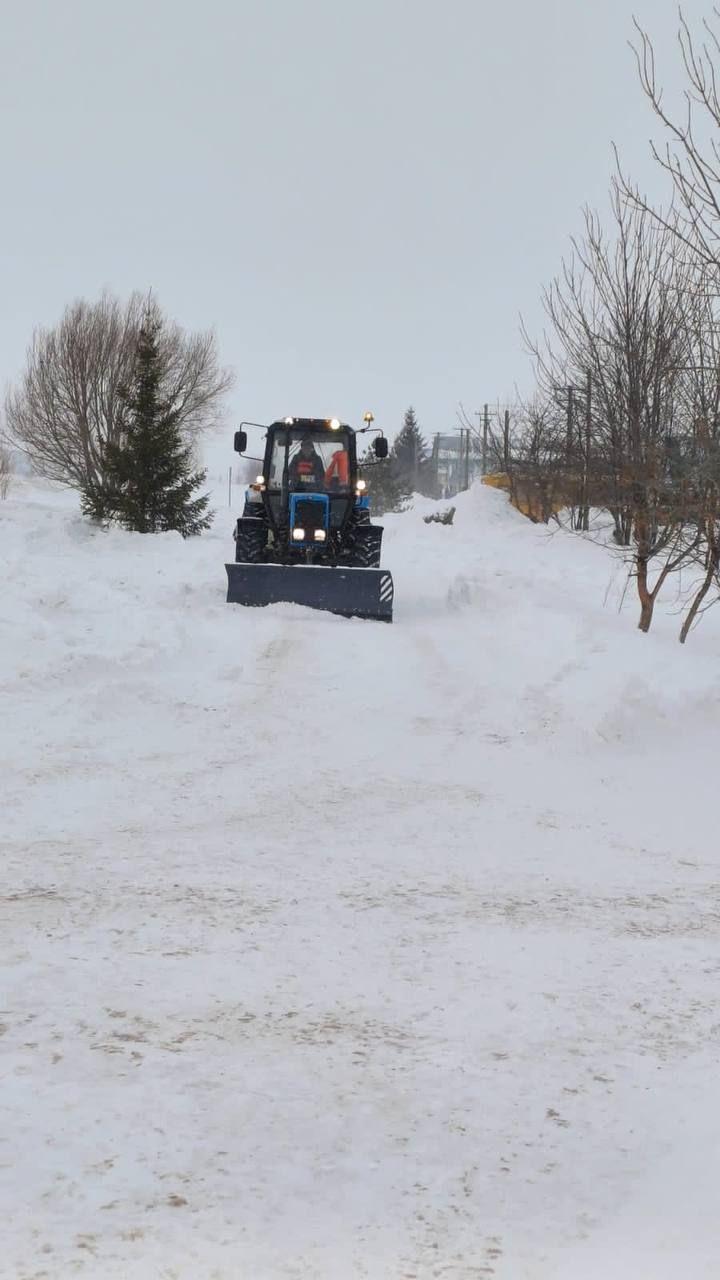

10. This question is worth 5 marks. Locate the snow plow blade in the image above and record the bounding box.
[225,563,394,621]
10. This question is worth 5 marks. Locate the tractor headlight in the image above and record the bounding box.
[255,474,265,485]
[292,528,305,541]
[356,480,367,492]
[329,418,341,430]
[314,529,326,542]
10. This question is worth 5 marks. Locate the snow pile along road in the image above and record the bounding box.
[2,475,720,1278]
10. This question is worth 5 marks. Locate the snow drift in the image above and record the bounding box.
[2,470,719,1278]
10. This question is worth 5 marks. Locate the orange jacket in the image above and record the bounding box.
[325,449,349,486]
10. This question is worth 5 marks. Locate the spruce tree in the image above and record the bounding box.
[392,406,429,496]
[99,313,212,537]
[359,446,406,515]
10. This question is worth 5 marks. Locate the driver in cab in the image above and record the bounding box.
[289,434,325,490]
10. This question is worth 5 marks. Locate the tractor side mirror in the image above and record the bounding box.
[234,430,248,454]
[374,436,388,460]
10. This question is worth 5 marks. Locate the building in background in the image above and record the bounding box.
[428,429,483,498]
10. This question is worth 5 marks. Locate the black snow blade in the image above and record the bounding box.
[225,563,394,622]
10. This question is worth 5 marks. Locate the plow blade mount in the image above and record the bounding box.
[226,563,394,621]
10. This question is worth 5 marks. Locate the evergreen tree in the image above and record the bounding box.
[359,446,406,516]
[97,312,212,537]
[392,406,430,495]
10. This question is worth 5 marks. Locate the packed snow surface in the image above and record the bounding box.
[2,466,720,1278]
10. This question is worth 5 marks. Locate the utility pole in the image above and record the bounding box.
[471,401,486,473]
[431,432,440,497]
[556,379,590,528]
[476,405,490,475]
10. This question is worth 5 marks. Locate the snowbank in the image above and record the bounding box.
[2,472,719,1277]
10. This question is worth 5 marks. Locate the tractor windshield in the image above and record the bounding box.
[268,429,352,492]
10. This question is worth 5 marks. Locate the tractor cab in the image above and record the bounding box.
[256,419,358,545]
[268,422,354,493]
[235,417,384,551]
[262,420,358,548]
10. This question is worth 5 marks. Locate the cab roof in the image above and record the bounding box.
[271,417,352,433]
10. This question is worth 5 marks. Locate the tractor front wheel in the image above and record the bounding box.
[350,525,383,568]
[234,518,266,563]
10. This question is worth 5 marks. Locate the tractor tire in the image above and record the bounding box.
[234,518,266,564]
[350,524,383,569]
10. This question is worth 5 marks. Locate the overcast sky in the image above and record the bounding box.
[0,0,712,445]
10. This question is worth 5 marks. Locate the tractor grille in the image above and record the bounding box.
[293,499,327,531]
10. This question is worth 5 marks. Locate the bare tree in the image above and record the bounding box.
[0,446,12,499]
[3,291,233,508]
[666,278,720,640]
[619,9,720,273]
[678,486,720,641]
[526,188,701,631]
[466,400,571,524]
[608,7,720,639]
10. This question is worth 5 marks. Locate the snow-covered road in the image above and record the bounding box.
[3,478,720,1277]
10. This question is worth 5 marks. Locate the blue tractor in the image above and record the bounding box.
[225,415,394,621]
